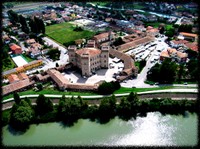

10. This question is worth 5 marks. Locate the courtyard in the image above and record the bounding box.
[62,57,124,84]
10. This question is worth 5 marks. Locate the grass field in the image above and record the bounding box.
[45,22,96,45]
[3,56,16,71]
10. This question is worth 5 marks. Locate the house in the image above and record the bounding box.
[179,32,198,42]
[7,74,20,84]
[9,43,22,54]
[160,48,188,62]
[170,39,189,48]
[184,42,198,53]
[2,35,11,44]
[146,26,159,37]
[93,31,115,46]
[26,38,36,46]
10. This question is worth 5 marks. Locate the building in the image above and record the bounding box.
[93,31,114,47]
[47,69,98,91]
[160,48,188,62]
[179,32,198,42]
[3,60,43,78]
[7,74,20,84]
[68,43,109,77]
[9,43,22,54]
[117,36,155,52]
[2,79,35,96]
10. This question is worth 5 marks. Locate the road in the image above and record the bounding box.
[3,88,198,103]
[2,88,197,110]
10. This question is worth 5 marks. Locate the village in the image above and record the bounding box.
[2,2,198,97]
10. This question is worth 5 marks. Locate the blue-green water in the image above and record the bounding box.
[2,112,198,146]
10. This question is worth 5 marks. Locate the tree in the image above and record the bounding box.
[36,94,53,115]
[36,83,43,91]
[10,100,34,130]
[113,37,125,46]
[117,97,132,120]
[98,81,115,95]
[159,59,178,83]
[98,97,115,122]
[56,62,59,67]
[147,63,160,82]
[13,92,21,104]
[177,64,185,82]
[7,10,19,25]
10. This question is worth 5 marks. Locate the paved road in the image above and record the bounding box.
[2,89,197,110]
[3,88,197,104]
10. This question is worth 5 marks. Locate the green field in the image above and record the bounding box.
[3,56,16,71]
[45,22,96,45]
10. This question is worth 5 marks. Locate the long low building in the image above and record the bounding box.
[117,36,155,52]
[47,69,98,91]
[109,48,138,81]
[3,60,43,78]
[2,79,35,96]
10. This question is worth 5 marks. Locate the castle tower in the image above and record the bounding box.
[100,46,109,68]
[68,45,77,65]
[81,53,91,77]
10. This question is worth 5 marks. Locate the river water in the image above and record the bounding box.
[2,112,197,147]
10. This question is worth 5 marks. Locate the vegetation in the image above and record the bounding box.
[98,81,121,95]
[2,45,16,71]
[46,47,61,61]
[28,16,45,34]
[135,60,146,73]
[21,54,35,62]
[45,22,95,45]
[178,24,193,33]
[9,99,34,131]
[113,37,125,46]
[147,59,178,83]
[147,58,198,83]
[3,92,197,131]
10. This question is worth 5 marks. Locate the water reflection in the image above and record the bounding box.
[3,112,197,146]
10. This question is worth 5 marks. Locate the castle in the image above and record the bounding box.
[68,40,109,77]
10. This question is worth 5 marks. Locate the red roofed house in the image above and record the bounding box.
[7,74,20,84]
[160,48,188,62]
[10,44,22,54]
[179,32,198,42]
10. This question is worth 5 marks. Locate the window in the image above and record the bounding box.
[104,55,106,58]
[104,60,106,62]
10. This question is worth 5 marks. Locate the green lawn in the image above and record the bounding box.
[114,86,197,94]
[92,2,109,6]
[3,86,197,101]
[3,56,16,71]
[45,22,96,45]
[3,89,97,101]
[21,54,35,62]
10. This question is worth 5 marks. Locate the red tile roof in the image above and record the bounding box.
[10,44,21,51]
[76,48,101,57]
[179,32,198,38]
[7,74,20,83]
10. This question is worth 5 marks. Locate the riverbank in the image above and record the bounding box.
[2,92,197,132]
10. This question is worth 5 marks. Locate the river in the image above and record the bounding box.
[2,112,197,147]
